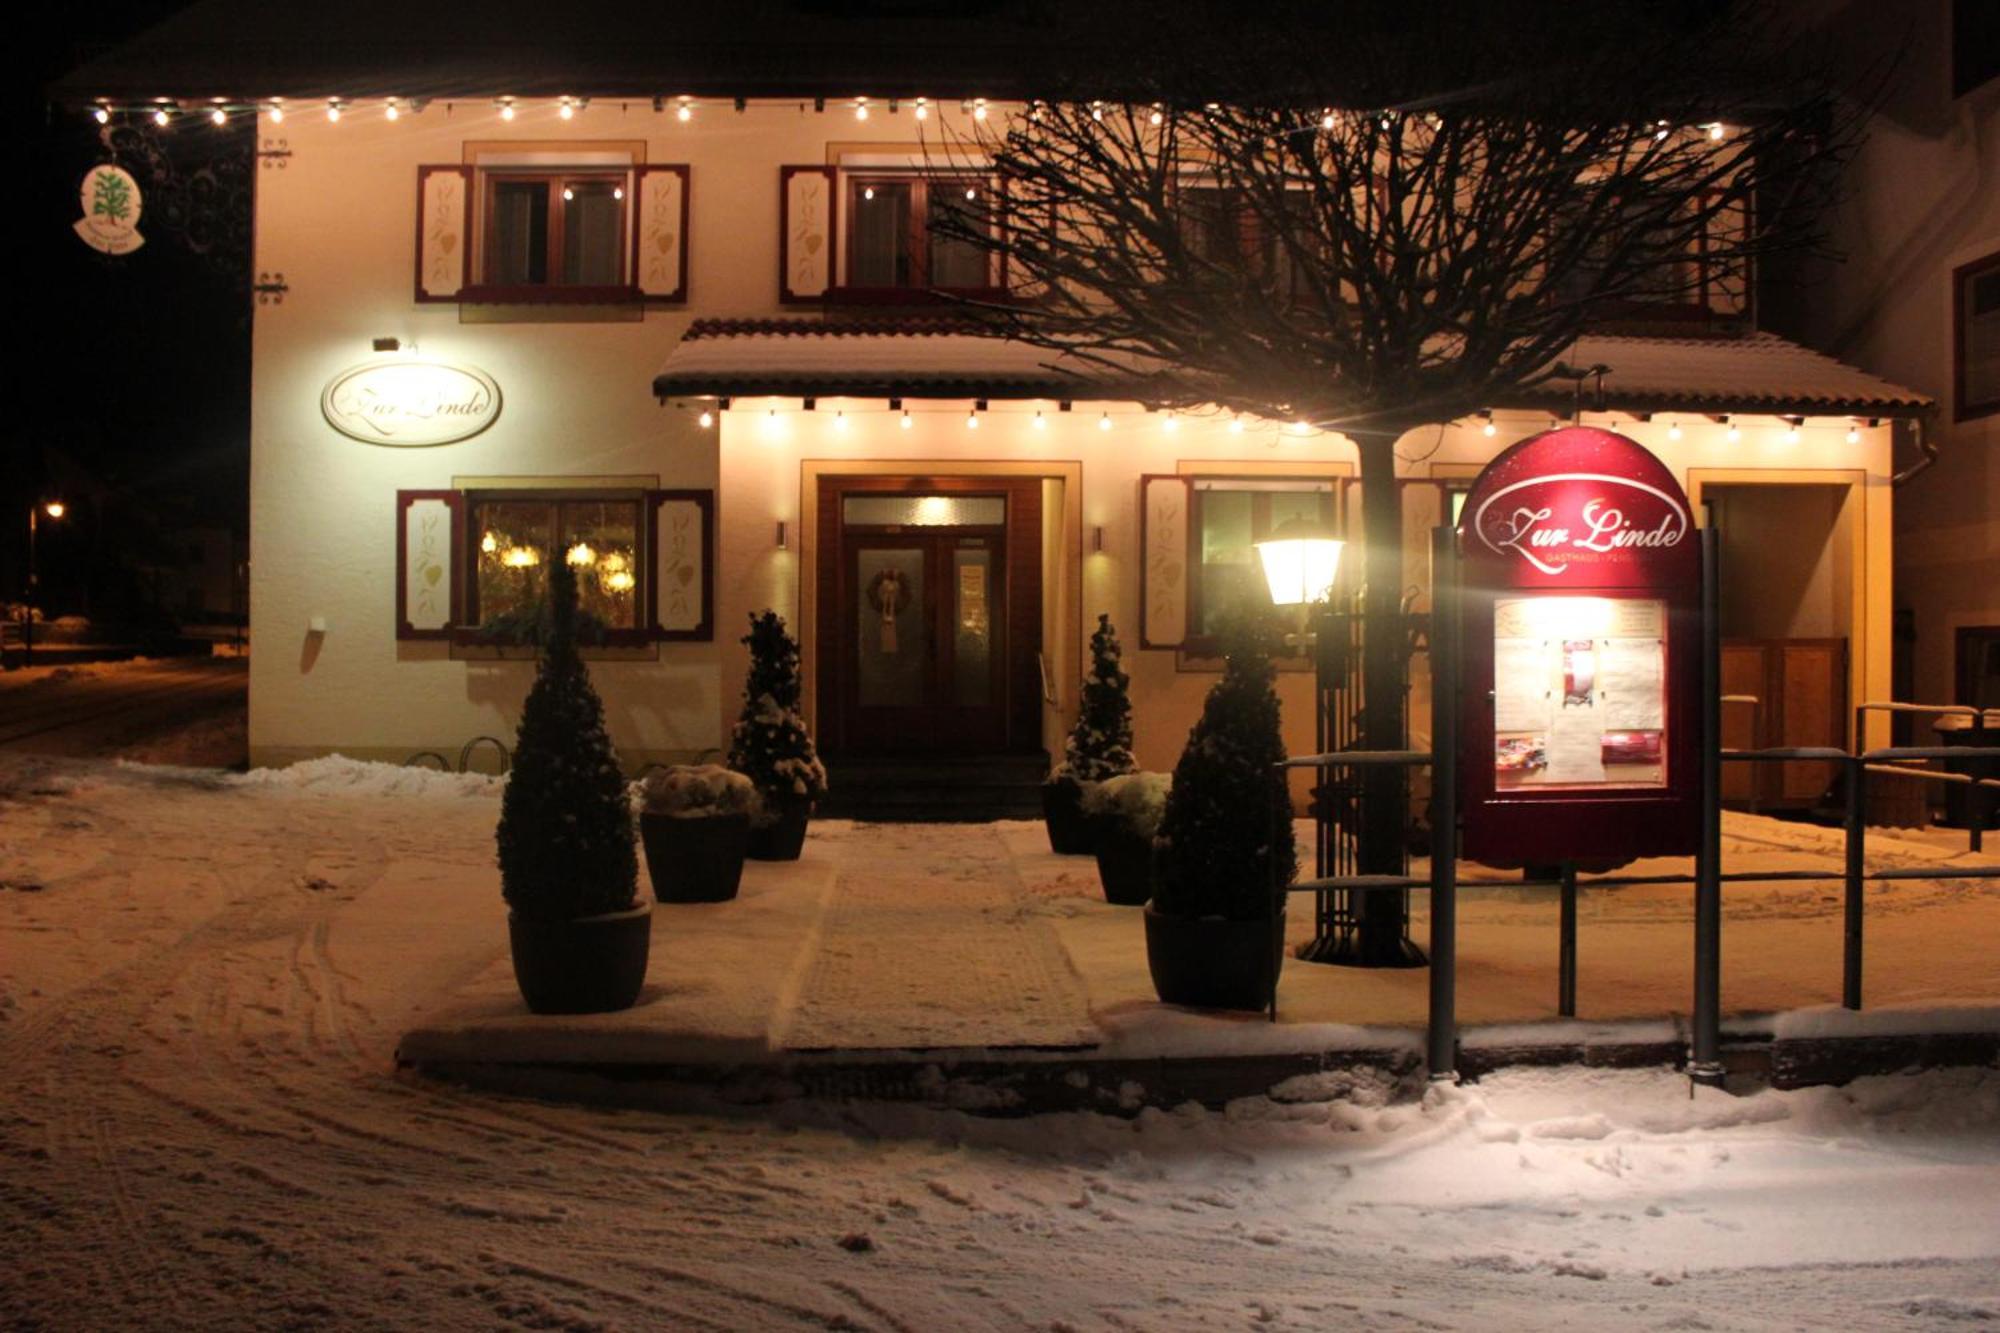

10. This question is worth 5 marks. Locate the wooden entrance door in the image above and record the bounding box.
[841,529,1008,753]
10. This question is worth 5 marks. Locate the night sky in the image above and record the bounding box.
[19,0,249,622]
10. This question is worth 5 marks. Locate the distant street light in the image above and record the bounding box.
[23,500,66,668]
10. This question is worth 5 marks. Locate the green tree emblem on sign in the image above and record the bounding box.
[91,170,133,225]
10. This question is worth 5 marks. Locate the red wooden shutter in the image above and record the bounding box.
[648,489,714,641]
[779,165,838,303]
[1138,475,1193,650]
[632,164,690,301]
[396,489,462,640]
[414,165,473,303]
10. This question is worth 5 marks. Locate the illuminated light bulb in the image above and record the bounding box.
[1148,105,1163,126]
[1321,109,1335,130]
[268,101,284,123]
[966,410,981,429]
[1162,411,1179,432]
[964,186,977,200]
[697,410,714,429]
[1033,410,1047,430]
[502,546,540,568]
[863,185,875,201]
[914,98,929,122]
[1846,424,1860,444]
[972,99,988,121]
[1667,420,1683,442]
[606,570,635,593]
[900,409,913,430]
[481,532,498,554]
[834,410,849,432]
[1708,122,1726,141]
[153,107,170,126]
[1785,422,1801,443]
[1229,415,1246,434]
[1726,422,1741,443]
[94,106,109,124]
[613,186,624,200]
[677,100,692,122]
[567,542,596,567]
[211,107,227,125]
[562,187,575,201]
[326,102,341,123]
[1098,412,1113,431]
[1090,101,1103,122]
[1480,415,1496,437]
[499,101,516,121]
[559,99,575,120]
[384,99,400,121]
[854,99,869,121]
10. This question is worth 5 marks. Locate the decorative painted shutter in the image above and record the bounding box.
[779,165,837,303]
[414,166,472,303]
[1138,475,1193,650]
[632,164,690,301]
[396,489,462,640]
[648,489,714,641]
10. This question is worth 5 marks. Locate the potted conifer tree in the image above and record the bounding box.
[1146,615,1296,1011]
[727,611,828,861]
[496,561,649,1015]
[1043,614,1137,854]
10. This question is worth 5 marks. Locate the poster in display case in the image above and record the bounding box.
[1491,595,1667,789]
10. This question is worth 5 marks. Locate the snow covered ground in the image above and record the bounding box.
[4,754,1999,1329]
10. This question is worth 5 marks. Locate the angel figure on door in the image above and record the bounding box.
[867,567,909,655]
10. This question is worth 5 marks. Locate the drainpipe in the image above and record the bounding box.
[1890,412,1938,488]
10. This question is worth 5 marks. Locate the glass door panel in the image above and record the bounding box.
[854,547,927,710]
[951,546,994,708]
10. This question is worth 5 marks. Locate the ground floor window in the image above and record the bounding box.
[1189,478,1343,652]
[469,492,644,638]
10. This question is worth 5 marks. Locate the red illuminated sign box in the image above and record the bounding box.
[1457,426,1701,865]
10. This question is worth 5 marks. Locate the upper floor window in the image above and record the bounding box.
[1178,185,1322,310]
[1956,249,2000,422]
[843,174,996,294]
[482,171,629,290]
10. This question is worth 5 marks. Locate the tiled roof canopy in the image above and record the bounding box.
[652,322,1933,417]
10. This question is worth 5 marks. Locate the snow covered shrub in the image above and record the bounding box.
[727,611,828,825]
[1057,614,1138,782]
[1153,614,1296,920]
[496,561,638,922]
[639,764,761,820]
[1081,771,1172,834]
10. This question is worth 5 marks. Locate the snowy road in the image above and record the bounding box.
[3,755,1998,1331]
[0,658,245,763]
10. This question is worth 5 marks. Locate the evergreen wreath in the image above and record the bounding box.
[1153,611,1297,920]
[727,610,829,824]
[1058,614,1138,783]
[495,561,638,922]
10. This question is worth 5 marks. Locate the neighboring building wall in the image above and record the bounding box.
[1770,0,1999,712]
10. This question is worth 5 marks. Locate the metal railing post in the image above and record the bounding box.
[1558,861,1578,1018]
[1426,526,1459,1082]
[1842,755,1866,1011]
[1691,527,1725,1087]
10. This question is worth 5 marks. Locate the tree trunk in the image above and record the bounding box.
[1352,427,1423,965]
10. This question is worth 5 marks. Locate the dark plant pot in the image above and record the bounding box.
[640,811,751,903]
[1042,778,1094,855]
[1092,821,1156,906]
[1143,904,1286,1012]
[747,800,812,862]
[508,902,651,1015]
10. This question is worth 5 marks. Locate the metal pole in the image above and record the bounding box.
[24,505,37,669]
[1426,525,1459,1082]
[1558,861,1578,1018]
[1842,755,1866,1011]
[1691,527,1725,1087]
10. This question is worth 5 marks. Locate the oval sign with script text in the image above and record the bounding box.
[1460,427,1695,587]
[320,360,502,447]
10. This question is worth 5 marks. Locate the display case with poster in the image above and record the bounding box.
[1456,427,1701,865]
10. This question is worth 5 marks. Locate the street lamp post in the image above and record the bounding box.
[1256,518,1426,967]
[24,500,65,669]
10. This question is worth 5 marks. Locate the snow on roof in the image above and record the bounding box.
[653,321,1933,417]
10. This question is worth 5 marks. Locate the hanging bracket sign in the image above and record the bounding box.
[320,359,502,447]
[1457,425,1701,865]
[74,163,145,255]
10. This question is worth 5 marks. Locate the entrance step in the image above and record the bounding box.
[819,753,1049,823]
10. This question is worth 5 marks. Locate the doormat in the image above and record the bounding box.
[776,823,1100,1051]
